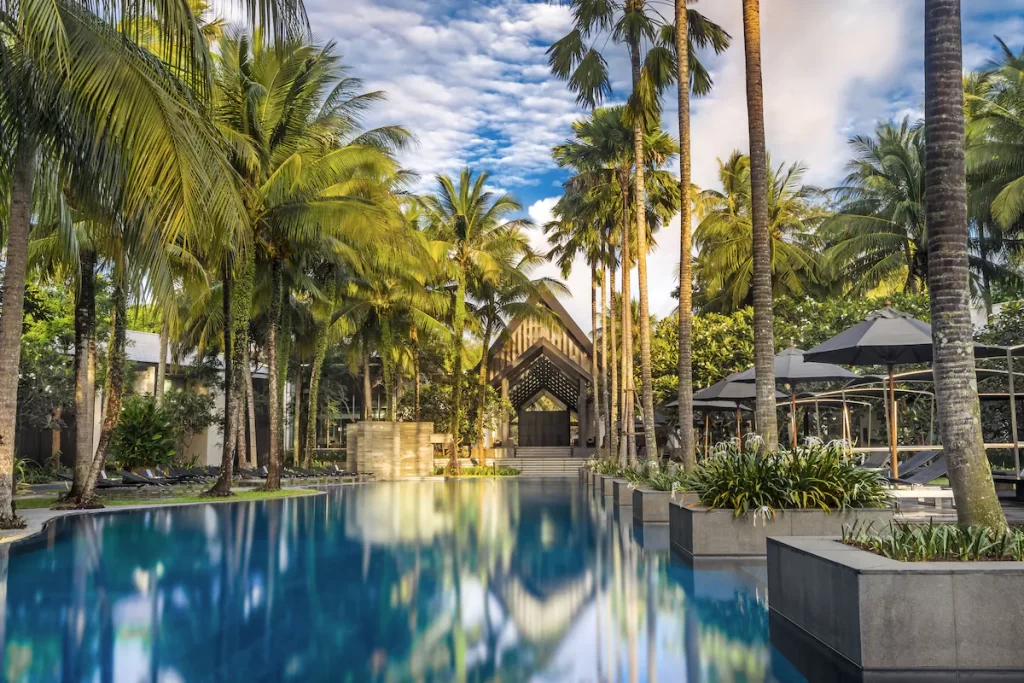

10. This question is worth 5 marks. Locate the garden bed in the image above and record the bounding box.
[767,536,1024,672]
[670,504,893,557]
[631,488,698,523]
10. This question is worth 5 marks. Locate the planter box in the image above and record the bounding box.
[630,488,698,524]
[612,479,633,507]
[670,504,893,558]
[603,476,616,497]
[591,473,603,492]
[768,536,1024,673]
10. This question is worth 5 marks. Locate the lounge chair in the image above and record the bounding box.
[860,452,890,468]
[118,470,171,487]
[894,455,948,486]
[96,470,143,490]
[891,450,941,478]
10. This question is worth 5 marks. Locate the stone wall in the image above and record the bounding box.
[346,421,435,479]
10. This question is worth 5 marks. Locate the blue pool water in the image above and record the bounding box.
[2,480,808,682]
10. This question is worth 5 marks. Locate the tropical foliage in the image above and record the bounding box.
[844,521,1024,562]
[686,439,891,520]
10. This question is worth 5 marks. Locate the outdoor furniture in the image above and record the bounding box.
[728,344,860,447]
[893,455,948,486]
[889,449,941,478]
[118,470,171,487]
[805,303,1004,478]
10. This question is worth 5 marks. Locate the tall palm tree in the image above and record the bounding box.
[422,169,534,471]
[0,0,294,525]
[923,0,1007,530]
[551,106,679,463]
[549,0,727,462]
[205,34,408,493]
[740,0,778,450]
[674,1,731,470]
[693,153,825,312]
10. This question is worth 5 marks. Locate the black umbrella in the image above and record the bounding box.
[687,380,786,443]
[803,303,1005,477]
[727,345,861,446]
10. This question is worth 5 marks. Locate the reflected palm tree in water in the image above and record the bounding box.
[0,482,802,682]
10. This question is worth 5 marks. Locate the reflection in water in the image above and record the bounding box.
[1,480,805,682]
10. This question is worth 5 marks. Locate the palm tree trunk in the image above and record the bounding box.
[83,276,128,500]
[362,351,372,420]
[381,316,396,421]
[304,319,330,470]
[742,0,779,450]
[155,318,168,404]
[412,329,422,422]
[924,0,1006,531]
[609,256,619,461]
[590,263,601,452]
[979,221,993,323]
[619,175,636,466]
[675,0,697,471]
[0,136,35,527]
[626,6,659,462]
[600,258,611,454]
[243,347,258,468]
[477,326,492,459]
[208,250,254,496]
[218,260,236,479]
[292,362,302,467]
[265,257,283,489]
[68,248,97,504]
[449,274,467,472]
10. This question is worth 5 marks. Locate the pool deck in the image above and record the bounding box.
[1,486,328,545]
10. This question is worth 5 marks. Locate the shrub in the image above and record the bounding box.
[687,437,891,520]
[590,459,620,475]
[844,521,1024,562]
[645,471,687,492]
[161,389,219,459]
[110,395,177,469]
[431,465,521,476]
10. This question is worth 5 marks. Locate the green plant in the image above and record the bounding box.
[591,459,620,476]
[431,465,521,476]
[161,389,220,460]
[110,395,177,470]
[843,521,1024,562]
[688,437,891,521]
[645,471,687,492]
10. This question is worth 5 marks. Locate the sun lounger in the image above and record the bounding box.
[892,450,941,478]
[894,455,948,486]
[118,470,171,487]
[860,452,890,468]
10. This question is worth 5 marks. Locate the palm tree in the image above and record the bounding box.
[422,169,534,471]
[205,34,409,493]
[674,1,731,470]
[923,0,1007,530]
[0,0,294,525]
[551,106,679,463]
[548,0,727,462]
[740,0,778,450]
[693,152,825,312]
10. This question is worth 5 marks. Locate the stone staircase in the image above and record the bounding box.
[494,449,587,476]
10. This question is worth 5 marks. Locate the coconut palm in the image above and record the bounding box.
[693,153,825,312]
[923,0,1007,530]
[740,0,778,449]
[551,106,679,464]
[0,0,296,525]
[548,0,728,462]
[674,1,731,470]
[205,33,409,493]
[421,169,534,471]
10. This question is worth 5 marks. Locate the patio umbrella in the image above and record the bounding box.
[804,303,1006,477]
[726,345,861,447]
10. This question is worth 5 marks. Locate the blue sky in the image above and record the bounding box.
[302,0,1024,331]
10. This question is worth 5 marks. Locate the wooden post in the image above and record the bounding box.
[736,407,742,440]
[790,389,798,447]
[889,365,898,479]
[704,413,710,457]
[1009,349,1020,476]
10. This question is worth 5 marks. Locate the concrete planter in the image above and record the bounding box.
[670,504,893,558]
[768,536,1024,674]
[602,476,616,497]
[612,479,633,507]
[591,473,603,492]
[630,488,698,523]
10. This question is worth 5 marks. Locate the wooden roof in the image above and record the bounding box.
[488,287,593,359]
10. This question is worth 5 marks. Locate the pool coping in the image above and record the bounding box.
[1,486,329,546]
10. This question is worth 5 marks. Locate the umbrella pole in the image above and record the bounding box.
[867,405,872,448]
[1009,349,1020,476]
[889,365,898,479]
[841,390,848,443]
[736,407,741,440]
[704,413,710,457]
[815,400,820,439]
[791,389,798,448]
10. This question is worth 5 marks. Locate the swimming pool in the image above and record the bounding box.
[2,479,807,682]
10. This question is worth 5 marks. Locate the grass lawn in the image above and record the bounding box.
[15,488,316,510]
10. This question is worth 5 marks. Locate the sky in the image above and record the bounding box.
[301,0,1024,332]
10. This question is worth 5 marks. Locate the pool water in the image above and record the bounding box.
[2,479,807,682]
